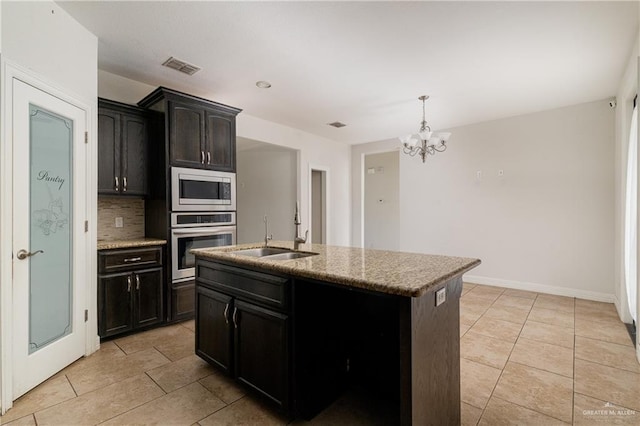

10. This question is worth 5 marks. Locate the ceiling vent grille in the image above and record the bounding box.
[162,57,201,76]
[328,121,347,128]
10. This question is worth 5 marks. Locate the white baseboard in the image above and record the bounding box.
[463,274,615,303]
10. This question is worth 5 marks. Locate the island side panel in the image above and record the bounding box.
[399,276,462,426]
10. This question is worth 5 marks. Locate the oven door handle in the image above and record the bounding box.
[172,229,234,237]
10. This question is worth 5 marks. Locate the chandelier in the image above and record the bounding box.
[400,95,451,163]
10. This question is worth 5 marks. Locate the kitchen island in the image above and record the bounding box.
[192,242,480,425]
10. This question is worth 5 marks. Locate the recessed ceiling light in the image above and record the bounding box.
[328,122,347,128]
[256,81,272,89]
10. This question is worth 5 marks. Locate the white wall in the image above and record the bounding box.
[0,0,98,413]
[364,151,399,250]
[98,70,155,105]
[237,145,297,244]
[235,115,351,246]
[2,3,97,101]
[353,100,615,301]
[614,35,639,323]
[98,70,352,246]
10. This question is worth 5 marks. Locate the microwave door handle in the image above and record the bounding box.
[181,175,225,183]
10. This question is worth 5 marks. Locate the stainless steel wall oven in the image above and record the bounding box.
[170,212,236,282]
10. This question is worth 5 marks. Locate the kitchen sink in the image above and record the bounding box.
[262,251,316,260]
[231,247,292,257]
[231,247,318,260]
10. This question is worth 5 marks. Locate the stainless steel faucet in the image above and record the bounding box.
[293,202,308,251]
[264,215,273,247]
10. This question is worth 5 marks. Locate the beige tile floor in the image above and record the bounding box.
[1,283,638,425]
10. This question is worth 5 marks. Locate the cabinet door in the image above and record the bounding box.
[172,282,195,322]
[196,286,233,373]
[97,108,121,194]
[234,300,289,408]
[98,273,133,337]
[133,268,163,329]
[121,113,148,196]
[205,110,235,172]
[169,101,205,169]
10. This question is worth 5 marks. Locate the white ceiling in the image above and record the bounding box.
[58,1,638,145]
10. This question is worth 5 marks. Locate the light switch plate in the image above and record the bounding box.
[115,217,124,228]
[436,288,446,306]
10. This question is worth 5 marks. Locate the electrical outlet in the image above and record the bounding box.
[115,217,123,228]
[436,288,446,306]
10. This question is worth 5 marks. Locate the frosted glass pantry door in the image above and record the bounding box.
[28,104,73,353]
[12,78,87,399]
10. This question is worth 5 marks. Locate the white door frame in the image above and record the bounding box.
[0,60,98,414]
[308,164,330,245]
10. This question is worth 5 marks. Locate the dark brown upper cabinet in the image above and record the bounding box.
[98,98,150,196]
[139,87,241,172]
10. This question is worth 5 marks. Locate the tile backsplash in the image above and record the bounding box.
[98,197,145,241]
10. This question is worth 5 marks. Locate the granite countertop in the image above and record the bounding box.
[97,238,167,250]
[191,241,481,297]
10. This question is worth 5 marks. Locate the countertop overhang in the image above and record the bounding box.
[191,241,481,297]
[97,238,167,250]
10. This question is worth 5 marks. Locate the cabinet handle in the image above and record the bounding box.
[207,151,211,165]
[123,257,142,263]
[123,176,127,192]
[135,274,140,291]
[127,275,132,292]
[201,151,205,164]
[115,176,119,191]
[232,307,238,329]
[223,303,229,324]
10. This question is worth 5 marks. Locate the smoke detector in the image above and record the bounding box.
[162,57,201,76]
[328,121,347,128]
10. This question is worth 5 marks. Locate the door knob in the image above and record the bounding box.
[16,249,44,260]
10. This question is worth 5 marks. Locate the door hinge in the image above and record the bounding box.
[84,220,88,232]
[84,131,88,144]
[84,309,88,322]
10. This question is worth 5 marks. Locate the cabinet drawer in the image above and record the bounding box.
[196,261,289,311]
[99,246,163,274]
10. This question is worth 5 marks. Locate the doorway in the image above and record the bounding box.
[310,168,327,244]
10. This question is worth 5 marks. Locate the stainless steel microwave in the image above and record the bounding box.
[171,167,236,211]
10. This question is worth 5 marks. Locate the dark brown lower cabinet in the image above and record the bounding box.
[99,274,133,336]
[234,300,289,407]
[98,246,164,339]
[195,262,290,411]
[135,269,164,328]
[196,286,232,373]
[98,268,163,338]
[172,281,196,321]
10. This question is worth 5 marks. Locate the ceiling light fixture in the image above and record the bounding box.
[400,95,451,163]
[256,81,272,89]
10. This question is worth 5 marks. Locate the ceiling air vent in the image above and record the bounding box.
[328,121,347,128]
[162,57,201,76]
